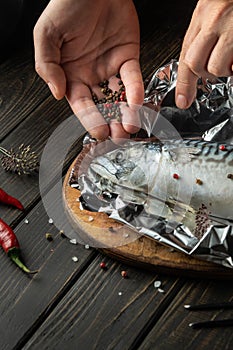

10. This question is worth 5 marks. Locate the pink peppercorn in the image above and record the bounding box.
[173,173,179,179]
[100,262,106,269]
[219,145,226,151]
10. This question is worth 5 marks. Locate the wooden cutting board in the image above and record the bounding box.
[63,146,233,279]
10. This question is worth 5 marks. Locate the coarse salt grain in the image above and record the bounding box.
[72,256,79,262]
[84,244,90,249]
[70,238,77,245]
[118,292,123,296]
[154,280,162,288]
[158,288,165,293]
[24,219,29,224]
[48,218,54,224]
[88,216,94,222]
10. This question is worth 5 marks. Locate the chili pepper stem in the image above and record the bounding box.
[8,248,38,274]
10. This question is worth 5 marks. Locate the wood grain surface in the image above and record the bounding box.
[2,1,233,350]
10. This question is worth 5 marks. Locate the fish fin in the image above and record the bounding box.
[167,146,201,163]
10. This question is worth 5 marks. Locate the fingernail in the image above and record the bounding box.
[176,94,188,109]
[48,82,57,99]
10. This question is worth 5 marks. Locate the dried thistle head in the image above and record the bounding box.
[0,144,39,175]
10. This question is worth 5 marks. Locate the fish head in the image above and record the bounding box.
[87,141,162,198]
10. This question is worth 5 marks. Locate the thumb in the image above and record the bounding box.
[33,20,66,100]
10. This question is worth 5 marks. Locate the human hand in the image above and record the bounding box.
[176,0,233,109]
[34,0,144,140]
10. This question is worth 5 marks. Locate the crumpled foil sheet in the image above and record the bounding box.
[72,60,233,268]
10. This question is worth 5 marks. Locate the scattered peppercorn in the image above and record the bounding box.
[0,188,24,210]
[0,218,38,274]
[219,145,226,151]
[173,173,179,180]
[45,233,53,241]
[196,178,203,185]
[227,174,233,179]
[59,230,66,238]
[121,270,128,278]
[100,262,107,269]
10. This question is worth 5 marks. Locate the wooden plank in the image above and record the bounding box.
[0,50,51,140]
[0,196,96,350]
[138,279,233,350]
[21,256,182,350]
[0,94,85,225]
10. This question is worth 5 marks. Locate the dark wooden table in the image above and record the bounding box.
[0,2,233,349]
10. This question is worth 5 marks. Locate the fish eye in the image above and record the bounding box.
[115,151,125,164]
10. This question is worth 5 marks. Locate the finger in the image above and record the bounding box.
[120,103,141,134]
[175,61,199,109]
[33,20,66,100]
[184,30,218,77]
[109,120,130,140]
[207,36,233,77]
[119,59,144,133]
[66,81,109,140]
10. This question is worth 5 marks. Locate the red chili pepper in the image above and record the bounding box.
[0,218,37,274]
[0,188,24,210]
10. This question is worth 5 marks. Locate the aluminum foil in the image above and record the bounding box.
[71,60,233,268]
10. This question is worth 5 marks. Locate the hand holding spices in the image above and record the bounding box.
[34,0,144,140]
[0,218,38,274]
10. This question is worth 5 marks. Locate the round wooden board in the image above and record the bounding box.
[63,146,233,279]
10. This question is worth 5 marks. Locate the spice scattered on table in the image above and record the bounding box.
[121,270,128,278]
[84,244,90,249]
[48,218,54,224]
[59,230,66,238]
[0,218,38,274]
[154,280,162,288]
[100,261,107,269]
[0,144,39,175]
[24,219,29,224]
[72,256,79,262]
[45,233,53,241]
[70,238,77,245]
[0,188,24,210]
